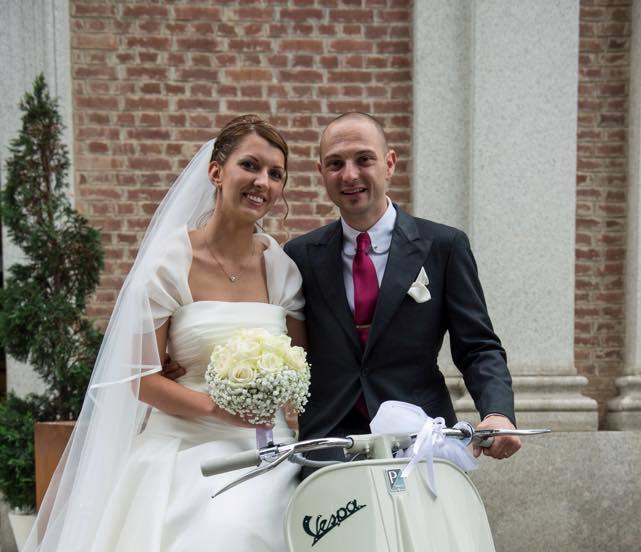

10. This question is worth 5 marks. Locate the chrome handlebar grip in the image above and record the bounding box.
[200,449,261,477]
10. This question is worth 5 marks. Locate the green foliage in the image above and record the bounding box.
[0,394,38,511]
[0,74,104,419]
[0,74,105,509]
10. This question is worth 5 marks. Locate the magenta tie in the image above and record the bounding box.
[353,232,379,345]
[352,232,379,421]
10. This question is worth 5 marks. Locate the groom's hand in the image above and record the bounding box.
[161,355,186,381]
[473,415,522,460]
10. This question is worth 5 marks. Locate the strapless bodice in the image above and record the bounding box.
[168,301,287,392]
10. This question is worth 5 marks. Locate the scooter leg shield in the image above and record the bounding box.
[285,458,495,552]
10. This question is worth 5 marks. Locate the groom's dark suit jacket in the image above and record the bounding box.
[284,206,515,441]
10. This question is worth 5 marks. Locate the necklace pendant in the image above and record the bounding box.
[229,275,237,283]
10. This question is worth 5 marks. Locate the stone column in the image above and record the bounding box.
[607,0,641,430]
[0,0,73,396]
[412,1,597,429]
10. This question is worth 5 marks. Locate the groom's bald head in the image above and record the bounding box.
[319,112,388,159]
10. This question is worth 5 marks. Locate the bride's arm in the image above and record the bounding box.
[285,316,308,430]
[286,316,307,349]
[138,320,262,428]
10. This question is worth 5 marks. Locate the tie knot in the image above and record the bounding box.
[356,232,371,253]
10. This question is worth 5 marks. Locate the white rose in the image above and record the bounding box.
[228,362,256,386]
[263,334,291,357]
[232,339,261,359]
[286,346,308,372]
[226,334,244,350]
[214,362,229,380]
[258,352,284,374]
[273,334,292,348]
[210,348,231,378]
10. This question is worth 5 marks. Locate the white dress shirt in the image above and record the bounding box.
[341,199,397,313]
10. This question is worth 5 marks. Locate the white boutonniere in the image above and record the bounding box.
[407,266,431,303]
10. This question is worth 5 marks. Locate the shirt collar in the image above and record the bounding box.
[341,198,397,255]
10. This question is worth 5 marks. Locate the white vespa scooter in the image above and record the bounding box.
[201,412,549,552]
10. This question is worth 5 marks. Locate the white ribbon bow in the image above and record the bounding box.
[407,267,431,303]
[370,401,478,497]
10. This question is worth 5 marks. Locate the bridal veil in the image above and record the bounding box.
[24,140,216,551]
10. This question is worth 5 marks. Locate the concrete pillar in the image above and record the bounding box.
[0,0,73,396]
[412,0,597,429]
[607,0,641,430]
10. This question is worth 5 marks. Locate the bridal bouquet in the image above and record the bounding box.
[205,328,311,427]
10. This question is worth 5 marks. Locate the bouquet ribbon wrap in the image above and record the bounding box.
[255,427,273,448]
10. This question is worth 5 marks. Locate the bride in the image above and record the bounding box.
[25,115,305,551]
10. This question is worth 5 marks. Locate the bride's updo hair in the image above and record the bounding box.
[211,114,289,186]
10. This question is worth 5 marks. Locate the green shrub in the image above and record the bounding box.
[0,73,104,420]
[0,74,104,510]
[0,394,38,511]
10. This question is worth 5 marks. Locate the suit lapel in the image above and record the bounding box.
[364,208,432,360]
[309,222,361,353]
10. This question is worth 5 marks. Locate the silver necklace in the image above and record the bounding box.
[207,242,255,283]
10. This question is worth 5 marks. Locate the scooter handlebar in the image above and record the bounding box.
[201,449,261,477]
[200,428,550,478]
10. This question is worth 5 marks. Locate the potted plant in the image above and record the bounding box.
[0,74,104,546]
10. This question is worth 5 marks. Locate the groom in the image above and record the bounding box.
[283,112,521,462]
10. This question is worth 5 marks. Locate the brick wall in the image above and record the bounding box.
[70,0,412,323]
[71,0,631,424]
[576,0,630,426]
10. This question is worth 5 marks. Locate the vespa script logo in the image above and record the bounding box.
[302,498,367,546]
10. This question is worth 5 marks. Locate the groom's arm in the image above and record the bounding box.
[442,230,521,459]
[161,356,186,380]
[443,230,516,426]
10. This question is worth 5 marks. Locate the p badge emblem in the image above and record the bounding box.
[385,469,406,492]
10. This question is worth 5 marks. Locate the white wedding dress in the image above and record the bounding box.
[89,227,303,552]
